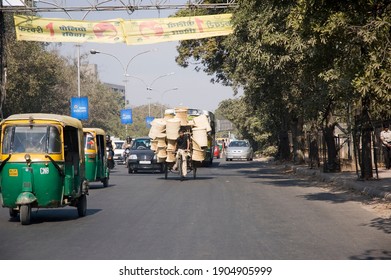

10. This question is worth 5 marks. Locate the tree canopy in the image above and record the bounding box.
[176,0,391,167]
[2,13,125,137]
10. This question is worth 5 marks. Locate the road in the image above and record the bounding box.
[0,159,390,260]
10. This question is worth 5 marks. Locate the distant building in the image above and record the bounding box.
[82,64,124,95]
[82,64,98,81]
[104,83,125,95]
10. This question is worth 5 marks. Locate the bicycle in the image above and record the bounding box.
[164,150,198,180]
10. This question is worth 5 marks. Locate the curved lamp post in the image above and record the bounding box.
[160,87,179,117]
[90,48,156,136]
[145,72,175,116]
[90,48,157,108]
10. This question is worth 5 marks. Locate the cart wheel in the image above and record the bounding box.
[193,164,197,179]
[103,177,109,188]
[128,167,132,174]
[9,208,18,218]
[20,204,31,225]
[164,163,168,179]
[77,195,87,217]
[178,157,183,179]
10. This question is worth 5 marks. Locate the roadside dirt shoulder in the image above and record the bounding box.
[273,161,391,219]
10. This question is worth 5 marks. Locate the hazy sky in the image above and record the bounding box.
[35,0,239,112]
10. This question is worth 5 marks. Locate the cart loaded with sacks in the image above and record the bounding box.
[148,108,211,180]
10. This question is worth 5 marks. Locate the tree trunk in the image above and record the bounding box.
[309,123,320,168]
[291,116,305,164]
[277,114,290,161]
[322,104,339,172]
[277,130,290,161]
[360,96,373,179]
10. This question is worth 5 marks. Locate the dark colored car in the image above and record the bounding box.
[127,137,163,173]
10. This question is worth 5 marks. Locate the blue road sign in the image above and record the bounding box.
[146,116,155,128]
[121,109,133,124]
[70,97,88,120]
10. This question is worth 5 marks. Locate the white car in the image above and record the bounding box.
[113,140,125,164]
[226,140,254,161]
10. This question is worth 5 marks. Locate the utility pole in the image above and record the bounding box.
[0,1,6,119]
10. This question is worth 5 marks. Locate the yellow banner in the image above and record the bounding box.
[14,14,233,45]
[14,15,125,44]
[123,14,233,45]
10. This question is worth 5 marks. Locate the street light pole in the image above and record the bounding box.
[147,96,152,117]
[160,87,179,117]
[77,45,81,97]
[145,72,175,117]
[90,49,156,137]
[90,48,156,108]
[148,72,175,89]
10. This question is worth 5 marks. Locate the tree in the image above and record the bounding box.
[175,0,391,174]
[117,103,164,139]
[80,75,123,137]
[296,0,391,176]
[4,40,75,117]
[217,97,278,152]
[2,13,125,137]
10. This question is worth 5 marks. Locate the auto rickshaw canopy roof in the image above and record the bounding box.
[83,127,106,136]
[1,113,83,129]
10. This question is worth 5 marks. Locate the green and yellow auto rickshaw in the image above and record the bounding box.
[0,113,88,225]
[83,128,109,188]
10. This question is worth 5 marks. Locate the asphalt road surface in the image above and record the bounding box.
[0,159,390,260]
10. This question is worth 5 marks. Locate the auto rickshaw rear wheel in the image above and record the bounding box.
[20,204,31,225]
[103,177,109,188]
[77,195,87,217]
[9,208,18,218]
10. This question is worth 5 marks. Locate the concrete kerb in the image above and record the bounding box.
[291,165,391,202]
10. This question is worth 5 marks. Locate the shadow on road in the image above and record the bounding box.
[299,191,359,204]
[350,249,391,260]
[89,183,114,190]
[113,171,165,177]
[217,161,278,178]
[8,208,101,225]
[218,161,263,170]
[257,177,313,188]
[156,176,215,181]
[362,217,391,234]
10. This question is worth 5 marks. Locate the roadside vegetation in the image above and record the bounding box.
[2,15,123,135]
[1,13,157,139]
[175,0,391,179]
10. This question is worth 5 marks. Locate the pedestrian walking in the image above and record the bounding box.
[221,139,227,157]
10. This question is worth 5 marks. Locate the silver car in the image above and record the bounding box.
[226,140,254,161]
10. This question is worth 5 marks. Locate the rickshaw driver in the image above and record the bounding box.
[122,136,133,149]
[106,135,115,163]
[24,132,46,153]
[106,135,114,151]
[173,129,190,178]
